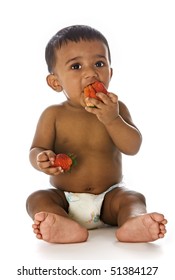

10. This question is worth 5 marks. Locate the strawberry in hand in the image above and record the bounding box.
[84,81,108,107]
[52,153,76,172]
[92,81,108,94]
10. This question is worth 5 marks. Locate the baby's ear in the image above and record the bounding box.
[110,68,113,80]
[46,74,63,92]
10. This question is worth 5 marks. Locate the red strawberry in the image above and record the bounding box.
[84,81,108,107]
[84,84,97,99]
[92,81,108,94]
[52,153,76,172]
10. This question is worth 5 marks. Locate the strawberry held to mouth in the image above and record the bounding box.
[52,153,76,172]
[84,81,108,107]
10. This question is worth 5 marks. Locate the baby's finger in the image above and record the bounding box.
[96,92,110,105]
[108,92,118,103]
[37,160,51,169]
[49,166,64,175]
[37,152,48,162]
[85,105,99,114]
[58,166,64,173]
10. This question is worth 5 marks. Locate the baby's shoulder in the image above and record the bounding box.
[41,102,66,115]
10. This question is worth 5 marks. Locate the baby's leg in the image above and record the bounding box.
[26,189,88,243]
[101,187,167,243]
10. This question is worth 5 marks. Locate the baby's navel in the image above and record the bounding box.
[86,187,93,192]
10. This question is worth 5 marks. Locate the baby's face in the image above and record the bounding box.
[52,39,112,107]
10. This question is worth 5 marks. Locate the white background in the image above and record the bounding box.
[0,0,174,278]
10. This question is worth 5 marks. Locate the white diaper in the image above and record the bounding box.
[64,183,123,229]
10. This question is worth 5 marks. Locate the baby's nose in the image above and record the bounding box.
[84,66,98,79]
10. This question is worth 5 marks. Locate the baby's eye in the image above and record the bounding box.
[95,61,104,67]
[71,63,82,70]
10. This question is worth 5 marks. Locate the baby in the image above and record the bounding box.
[26,25,167,243]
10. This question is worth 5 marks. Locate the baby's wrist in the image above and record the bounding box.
[104,115,120,126]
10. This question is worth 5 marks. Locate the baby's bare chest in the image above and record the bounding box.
[54,114,114,153]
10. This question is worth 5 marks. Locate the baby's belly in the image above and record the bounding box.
[50,155,122,194]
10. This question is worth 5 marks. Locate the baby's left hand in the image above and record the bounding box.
[85,92,119,125]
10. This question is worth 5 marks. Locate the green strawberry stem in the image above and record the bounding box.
[67,153,77,170]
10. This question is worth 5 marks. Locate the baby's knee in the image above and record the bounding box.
[26,190,46,204]
[26,190,48,213]
[123,190,146,205]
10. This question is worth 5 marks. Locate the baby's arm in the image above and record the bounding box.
[104,102,142,155]
[85,92,142,155]
[29,106,64,175]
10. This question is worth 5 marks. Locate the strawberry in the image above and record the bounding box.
[52,153,76,172]
[84,81,108,107]
[84,84,97,99]
[92,81,108,94]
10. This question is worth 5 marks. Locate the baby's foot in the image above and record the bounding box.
[32,212,88,243]
[115,212,167,243]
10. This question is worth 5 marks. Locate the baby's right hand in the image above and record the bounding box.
[37,150,63,175]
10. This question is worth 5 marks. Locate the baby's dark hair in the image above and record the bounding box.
[45,25,111,73]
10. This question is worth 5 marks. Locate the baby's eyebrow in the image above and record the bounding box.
[95,54,107,60]
[65,54,107,66]
[65,56,81,65]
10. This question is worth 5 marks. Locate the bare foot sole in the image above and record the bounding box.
[32,212,88,244]
[115,212,167,243]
